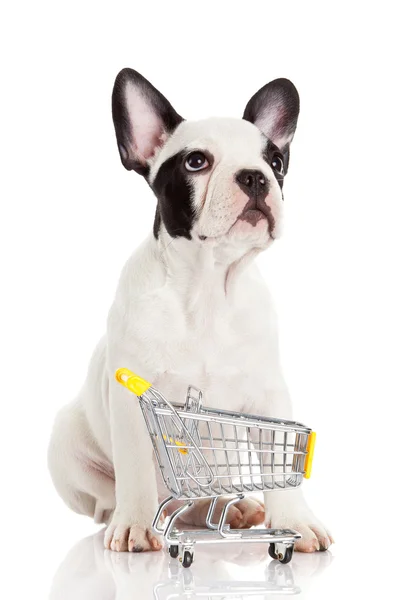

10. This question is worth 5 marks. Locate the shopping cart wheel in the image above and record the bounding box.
[182,550,194,568]
[268,543,294,564]
[169,545,179,559]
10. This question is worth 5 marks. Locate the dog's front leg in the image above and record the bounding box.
[249,388,334,552]
[263,487,333,552]
[104,379,162,553]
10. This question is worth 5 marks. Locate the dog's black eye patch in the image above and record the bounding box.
[262,140,286,189]
[151,150,196,239]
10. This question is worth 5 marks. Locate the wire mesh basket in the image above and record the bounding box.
[116,368,314,500]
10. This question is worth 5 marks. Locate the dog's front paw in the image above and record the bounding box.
[228,496,265,528]
[180,496,265,529]
[104,519,163,553]
[266,511,334,553]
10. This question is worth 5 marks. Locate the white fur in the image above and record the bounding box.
[48,113,333,554]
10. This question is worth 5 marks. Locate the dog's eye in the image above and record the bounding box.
[185,152,209,172]
[271,154,284,176]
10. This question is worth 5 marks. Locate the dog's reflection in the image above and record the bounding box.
[49,529,165,600]
[50,530,333,599]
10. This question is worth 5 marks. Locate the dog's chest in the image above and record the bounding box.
[123,279,273,409]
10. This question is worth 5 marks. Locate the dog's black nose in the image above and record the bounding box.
[236,169,269,199]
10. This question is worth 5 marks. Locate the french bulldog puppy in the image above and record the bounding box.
[48,68,333,553]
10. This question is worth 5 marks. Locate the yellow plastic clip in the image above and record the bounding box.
[115,368,152,397]
[304,431,316,479]
[162,435,189,455]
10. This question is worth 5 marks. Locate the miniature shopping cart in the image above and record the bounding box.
[116,368,316,568]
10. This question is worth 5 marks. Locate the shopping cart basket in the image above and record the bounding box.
[116,368,316,568]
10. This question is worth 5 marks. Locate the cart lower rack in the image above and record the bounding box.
[116,368,316,567]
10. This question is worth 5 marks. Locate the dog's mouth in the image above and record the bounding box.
[197,199,276,242]
[238,199,275,233]
[241,208,268,225]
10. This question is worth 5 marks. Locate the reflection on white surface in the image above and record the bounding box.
[49,529,333,599]
[153,561,301,598]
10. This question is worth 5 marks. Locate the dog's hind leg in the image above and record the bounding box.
[48,399,116,525]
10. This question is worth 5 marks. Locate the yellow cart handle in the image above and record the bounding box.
[115,368,152,397]
[304,431,316,479]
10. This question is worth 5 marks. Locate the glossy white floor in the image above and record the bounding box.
[49,530,335,599]
[7,484,391,600]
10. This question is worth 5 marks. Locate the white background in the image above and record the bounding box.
[1,1,399,598]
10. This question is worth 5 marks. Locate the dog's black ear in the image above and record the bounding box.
[243,78,300,153]
[112,68,183,175]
